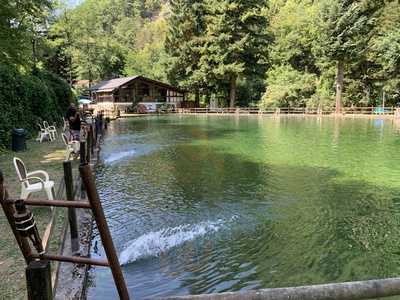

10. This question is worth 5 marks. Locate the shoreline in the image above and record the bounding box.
[120,112,400,120]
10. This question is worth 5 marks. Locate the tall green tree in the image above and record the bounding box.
[315,0,385,112]
[367,2,400,105]
[166,0,208,105]
[261,0,321,108]
[204,0,269,107]
[45,8,75,84]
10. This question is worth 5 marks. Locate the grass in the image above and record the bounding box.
[0,134,77,299]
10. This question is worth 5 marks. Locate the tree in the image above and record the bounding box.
[261,65,317,108]
[204,0,269,107]
[315,0,385,112]
[268,0,319,74]
[0,0,53,67]
[124,11,170,81]
[166,0,208,105]
[45,8,75,84]
[367,2,400,105]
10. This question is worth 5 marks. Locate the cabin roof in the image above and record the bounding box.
[90,76,184,93]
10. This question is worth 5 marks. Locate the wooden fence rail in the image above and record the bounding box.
[174,107,400,116]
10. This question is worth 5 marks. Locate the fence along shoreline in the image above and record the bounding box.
[173,106,400,116]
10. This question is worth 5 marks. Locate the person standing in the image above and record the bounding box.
[65,103,81,141]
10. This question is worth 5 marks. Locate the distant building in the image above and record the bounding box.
[89,76,186,113]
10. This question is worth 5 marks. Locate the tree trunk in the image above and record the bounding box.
[229,75,237,108]
[69,56,73,87]
[335,60,344,113]
[88,68,93,98]
[195,90,200,108]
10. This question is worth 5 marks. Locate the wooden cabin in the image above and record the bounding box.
[89,76,186,113]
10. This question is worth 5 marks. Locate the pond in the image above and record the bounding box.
[87,115,400,299]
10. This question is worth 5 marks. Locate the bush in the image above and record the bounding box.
[261,65,317,108]
[38,71,74,120]
[0,64,74,149]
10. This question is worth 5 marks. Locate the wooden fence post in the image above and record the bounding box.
[63,161,79,255]
[80,141,86,165]
[90,124,95,155]
[0,170,32,262]
[26,260,52,300]
[86,126,92,163]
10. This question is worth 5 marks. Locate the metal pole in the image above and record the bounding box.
[4,198,91,209]
[30,253,109,267]
[0,170,32,263]
[26,260,52,300]
[79,164,130,300]
[383,89,386,110]
[63,161,80,255]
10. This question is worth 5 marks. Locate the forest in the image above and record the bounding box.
[2,0,400,112]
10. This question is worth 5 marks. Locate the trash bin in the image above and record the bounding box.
[11,128,27,152]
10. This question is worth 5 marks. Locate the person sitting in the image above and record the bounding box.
[65,103,81,141]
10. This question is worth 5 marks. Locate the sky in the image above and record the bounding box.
[66,0,82,7]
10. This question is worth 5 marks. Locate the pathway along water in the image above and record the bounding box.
[87,115,400,299]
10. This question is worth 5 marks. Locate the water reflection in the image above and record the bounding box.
[88,116,400,299]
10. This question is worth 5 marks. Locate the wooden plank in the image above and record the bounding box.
[41,208,57,252]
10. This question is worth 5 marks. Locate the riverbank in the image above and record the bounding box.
[0,136,69,299]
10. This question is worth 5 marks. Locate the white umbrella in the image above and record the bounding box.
[79,98,92,105]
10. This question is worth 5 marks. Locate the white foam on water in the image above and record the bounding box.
[119,220,223,265]
[104,149,136,163]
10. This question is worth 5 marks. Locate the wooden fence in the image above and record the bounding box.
[0,120,130,300]
[174,107,399,116]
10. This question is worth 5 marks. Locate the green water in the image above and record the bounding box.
[88,115,400,299]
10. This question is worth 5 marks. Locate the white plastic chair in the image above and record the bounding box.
[36,123,51,143]
[62,118,69,132]
[43,121,57,140]
[62,133,80,160]
[13,157,54,203]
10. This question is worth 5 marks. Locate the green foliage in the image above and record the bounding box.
[315,0,384,62]
[125,17,169,81]
[166,0,208,92]
[0,64,74,149]
[265,0,393,108]
[49,0,170,84]
[269,0,318,73]
[261,65,317,108]
[166,0,269,106]
[4,0,400,111]
[236,76,266,107]
[307,77,336,109]
[0,0,53,66]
